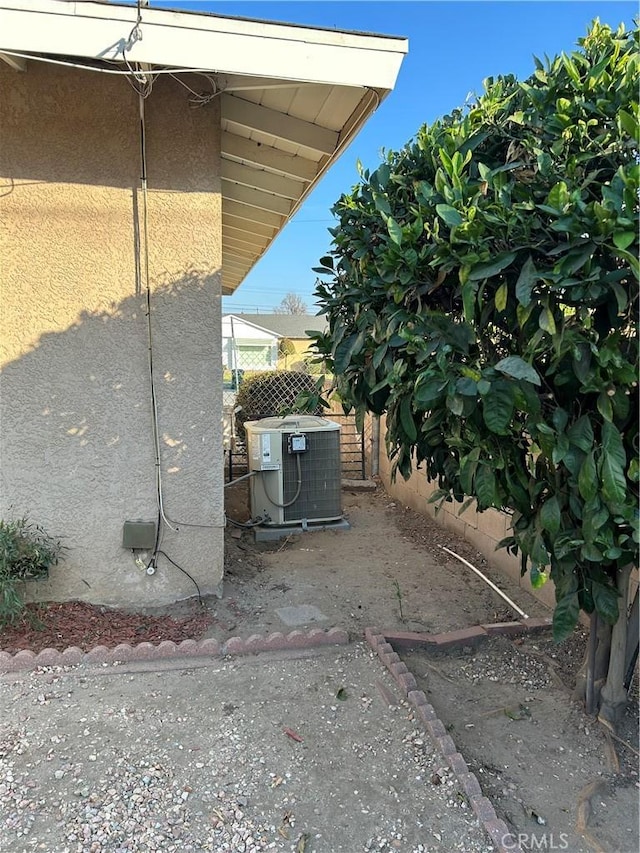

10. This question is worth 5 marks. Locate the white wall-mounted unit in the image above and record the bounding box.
[245,415,342,526]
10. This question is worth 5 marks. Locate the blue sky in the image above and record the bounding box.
[149,1,635,314]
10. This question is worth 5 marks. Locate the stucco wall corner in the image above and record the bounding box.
[1,65,224,608]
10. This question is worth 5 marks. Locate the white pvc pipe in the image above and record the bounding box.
[440,545,529,620]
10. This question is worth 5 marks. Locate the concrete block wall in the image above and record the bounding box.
[374,417,557,610]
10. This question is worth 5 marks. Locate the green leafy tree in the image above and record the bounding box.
[311,21,639,727]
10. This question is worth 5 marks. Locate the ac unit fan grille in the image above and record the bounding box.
[281,431,341,522]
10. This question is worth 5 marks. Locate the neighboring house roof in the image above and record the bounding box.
[0,0,407,296]
[223,313,327,339]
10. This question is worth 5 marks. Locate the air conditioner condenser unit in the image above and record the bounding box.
[245,415,343,527]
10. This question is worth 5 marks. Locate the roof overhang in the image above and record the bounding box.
[0,0,407,294]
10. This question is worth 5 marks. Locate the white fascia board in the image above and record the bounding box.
[0,1,407,91]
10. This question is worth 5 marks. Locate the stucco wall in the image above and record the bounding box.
[372,417,557,610]
[0,63,224,606]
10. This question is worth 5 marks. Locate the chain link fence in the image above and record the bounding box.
[222,319,368,480]
[223,366,367,482]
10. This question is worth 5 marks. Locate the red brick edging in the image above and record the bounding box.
[365,625,535,853]
[382,616,552,651]
[0,627,349,673]
[1,616,550,850]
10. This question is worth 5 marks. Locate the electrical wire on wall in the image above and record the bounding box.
[135,89,222,597]
[0,49,231,82]
[123,2,155,97]
[12,0,372,540]
[136,88,165,551]
[3,0,377,591]
[122,2,225,600]
[169,72,220,107]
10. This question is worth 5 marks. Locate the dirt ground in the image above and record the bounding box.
[218,483,639,853]
[219,482,541,638]
[2,481,638,852]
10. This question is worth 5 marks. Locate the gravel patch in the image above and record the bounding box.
[1,645,495,853]
[446,642,552,690]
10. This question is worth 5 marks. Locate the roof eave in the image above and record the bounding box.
[0,0,408,295]
[0,0,407,89]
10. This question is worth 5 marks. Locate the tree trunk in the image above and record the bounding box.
[624,587,639,691]
[599,564,633,731]
[585,612,598,715]
[573,615,612,707]
[594,617,613,682]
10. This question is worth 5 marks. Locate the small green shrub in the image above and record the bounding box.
[0,517,65,625]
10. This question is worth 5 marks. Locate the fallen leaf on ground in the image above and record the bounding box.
[283,727,303,742]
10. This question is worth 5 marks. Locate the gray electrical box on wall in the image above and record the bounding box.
[122,520,157,550]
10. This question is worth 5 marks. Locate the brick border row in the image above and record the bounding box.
[1,616,552,849]
[364,622,556,853]
[382,616,552,652]
[0,627,349,673]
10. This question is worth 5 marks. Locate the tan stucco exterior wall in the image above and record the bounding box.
[0,63,224,606]
[373,416,557,611]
